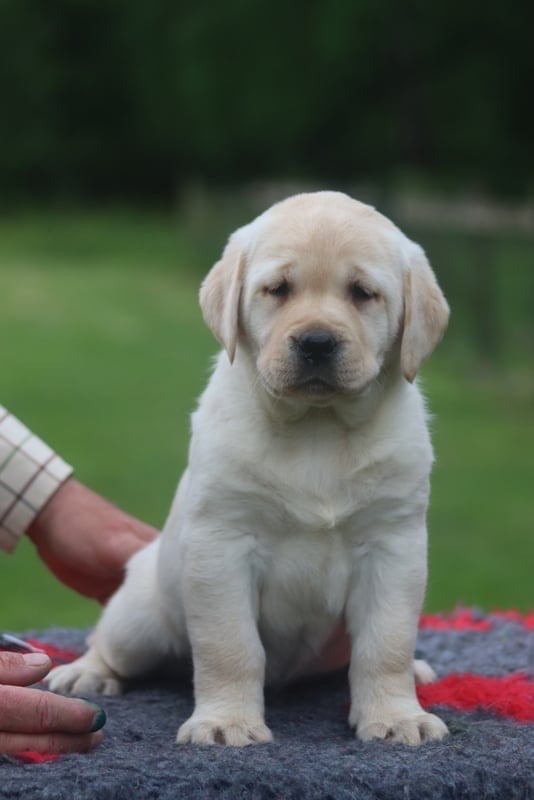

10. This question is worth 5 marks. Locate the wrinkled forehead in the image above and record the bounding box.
[246,199,404,292]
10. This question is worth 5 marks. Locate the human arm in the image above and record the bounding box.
[27,478,157,603]
[0,405,157,602]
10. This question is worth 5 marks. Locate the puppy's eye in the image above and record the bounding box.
[349,284,376,303]
[265,280,290,298]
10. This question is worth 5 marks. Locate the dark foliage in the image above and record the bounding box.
[1,0,532,201]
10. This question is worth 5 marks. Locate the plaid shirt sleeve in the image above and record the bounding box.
[0,405,73,553]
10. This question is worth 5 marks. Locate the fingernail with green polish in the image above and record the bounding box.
[85,703,107,732]
[91,708,107,732]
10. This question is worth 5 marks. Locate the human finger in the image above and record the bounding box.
[0,651,51,687]
[0,685,106,734]
[0,729,104,755]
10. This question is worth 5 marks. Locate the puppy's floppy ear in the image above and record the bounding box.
[199,238,246,363]
[401,242,450,382]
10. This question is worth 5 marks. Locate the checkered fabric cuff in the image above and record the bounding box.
[0,406,73,553]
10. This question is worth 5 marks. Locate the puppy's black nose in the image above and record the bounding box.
[297,330,339,365]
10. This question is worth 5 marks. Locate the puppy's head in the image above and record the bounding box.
[200,192,449,405]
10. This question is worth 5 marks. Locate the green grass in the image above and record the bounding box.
[425,364,533,611]
[0,211,532,630]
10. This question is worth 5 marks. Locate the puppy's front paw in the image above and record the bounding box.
[47,658,122,697]
[357,711,448,746]
[177,712,273,747]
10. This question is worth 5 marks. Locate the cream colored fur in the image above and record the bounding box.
[48,192,449,747]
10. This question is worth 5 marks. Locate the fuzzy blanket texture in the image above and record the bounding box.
[1,609,533,800]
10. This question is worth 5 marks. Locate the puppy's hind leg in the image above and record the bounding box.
[48,540,181,696]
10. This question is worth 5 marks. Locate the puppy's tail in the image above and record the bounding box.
[413,658,437,684]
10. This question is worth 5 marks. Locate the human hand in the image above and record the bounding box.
[0,651,105,755]
[27,479,158,603]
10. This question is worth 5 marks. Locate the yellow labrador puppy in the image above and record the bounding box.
[48,191,450,747]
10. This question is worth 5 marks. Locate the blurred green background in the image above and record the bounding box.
[0,1,532,630]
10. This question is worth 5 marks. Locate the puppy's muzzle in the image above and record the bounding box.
[294,330,339,367]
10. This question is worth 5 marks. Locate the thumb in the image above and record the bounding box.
[0,651,51,686]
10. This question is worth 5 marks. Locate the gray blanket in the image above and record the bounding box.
[1,612,532,800]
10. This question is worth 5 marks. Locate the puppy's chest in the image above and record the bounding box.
[257,529,354,617]
[247,435,376,626]
[251,435,382,532]
[255,529,355,682]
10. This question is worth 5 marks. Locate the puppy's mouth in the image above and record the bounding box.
[292,377,338,395]
[284,373,346,406]
[259,372,341,404]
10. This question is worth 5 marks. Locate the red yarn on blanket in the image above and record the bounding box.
[417,673,534,722]
[16,752,60,764]
[419,609,534,631]
[491,610,534,629]
[419,610,491,631]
